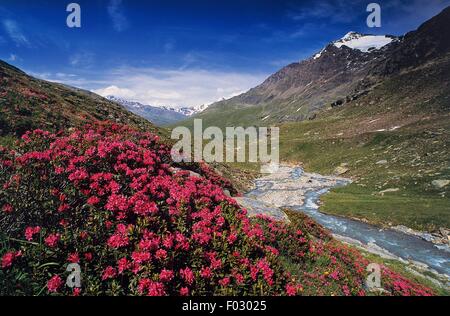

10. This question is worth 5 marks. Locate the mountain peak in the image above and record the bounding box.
[312,32,397,60]
[333,32,396,53]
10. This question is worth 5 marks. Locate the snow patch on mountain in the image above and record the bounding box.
[333,32,395,52]
[313,48,325,60]
[106,96,145,109]
[162,104,208,116]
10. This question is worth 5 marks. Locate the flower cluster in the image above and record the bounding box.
[0,122,287,296]
[0,122,434,296]
[253,214,434,296]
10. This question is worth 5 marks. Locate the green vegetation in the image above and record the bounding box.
[0,60,166,139]
[0,135,16,148]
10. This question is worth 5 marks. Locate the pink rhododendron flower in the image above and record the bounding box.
[2,204,13,213]
[180,267,194,285]
[117,257,129,274]
[179,287,189,296]
[102,266,117,280]
[84,252,93,262]
[219,277,230,287]
[159,269,174,283]
[200,267,212,279]
[25,226,41,241]
[47,275,63,293]
[44,234,60,248]
[67,253,80,263]
[1,251,21,269]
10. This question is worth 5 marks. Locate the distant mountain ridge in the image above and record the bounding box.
[105,96,208,126]
[162,104,209,117]
[105,95,189,126]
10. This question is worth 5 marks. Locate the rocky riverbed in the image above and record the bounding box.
[235,165,450,281]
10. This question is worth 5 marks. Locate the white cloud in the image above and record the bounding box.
[7,53,18,61]
[69,51,95,68]
[2,19,29,47]
[29,66,267,109]
[107,0,129,32]
[91,67,267,108]
[93,85,136,99]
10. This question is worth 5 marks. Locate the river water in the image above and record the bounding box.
[246,166,450,277]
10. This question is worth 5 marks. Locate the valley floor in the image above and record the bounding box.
[225,109,450,250]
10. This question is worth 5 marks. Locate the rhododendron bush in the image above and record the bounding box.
[0,122,434,296]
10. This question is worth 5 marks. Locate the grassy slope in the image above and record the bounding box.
[0,60,166,139]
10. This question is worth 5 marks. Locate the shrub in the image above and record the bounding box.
[0,122,434,296]
[0,122,290,295]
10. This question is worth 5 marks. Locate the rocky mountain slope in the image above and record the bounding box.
[186,7,450,128]
[0,61,163,137]
[105,96,187,126]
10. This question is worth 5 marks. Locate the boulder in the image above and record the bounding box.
[331,99,344,108]
[439,227,449,237]
[308,113,317,120]
[189,171,202,178]
[223,189,231,197]
[334,166,349,175]
[169,167,182,174]
[431,179,450,189]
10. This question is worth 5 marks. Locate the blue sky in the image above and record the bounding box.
[1,0,449,107]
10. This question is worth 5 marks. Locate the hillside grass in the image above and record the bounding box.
[0,60,166,139]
